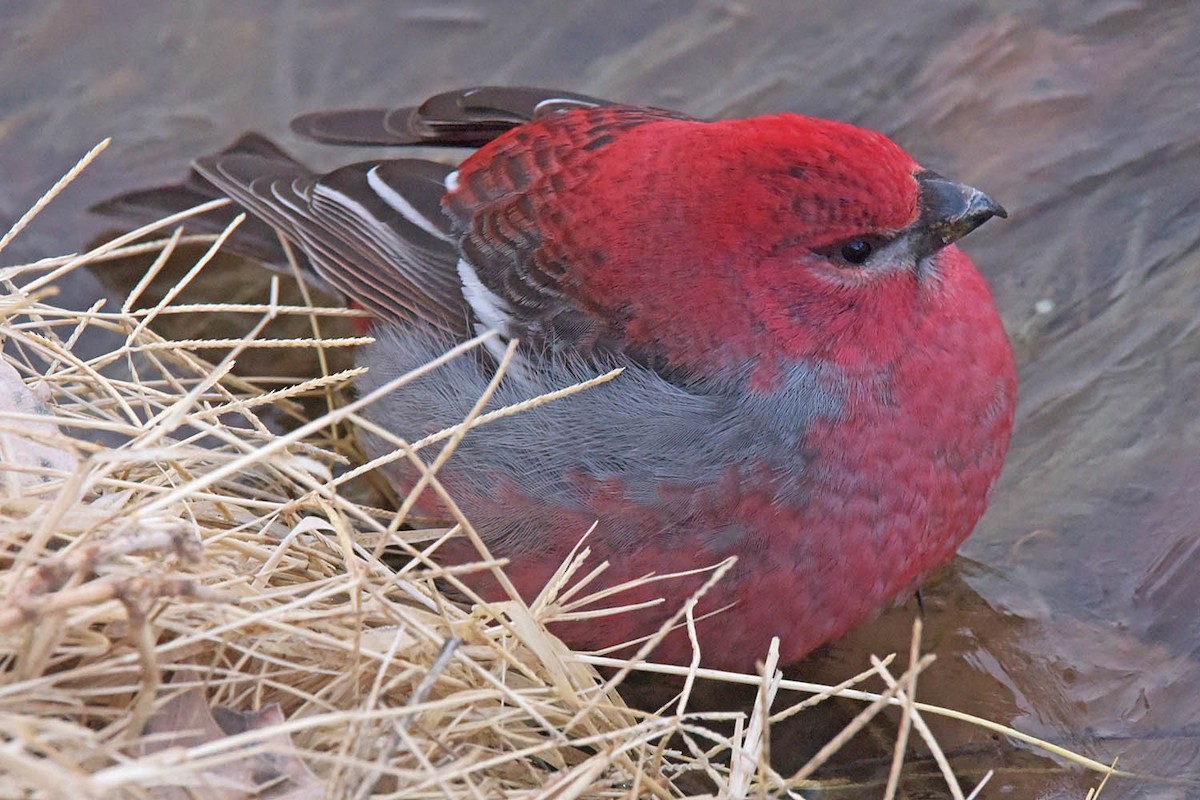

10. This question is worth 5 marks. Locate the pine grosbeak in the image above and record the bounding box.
[99,87,1016,670]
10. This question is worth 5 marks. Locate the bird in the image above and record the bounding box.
[95,86,1017,671]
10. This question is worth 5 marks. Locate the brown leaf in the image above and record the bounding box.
[140,671,324,799]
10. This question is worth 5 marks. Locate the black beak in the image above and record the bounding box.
[912,171,1007,258]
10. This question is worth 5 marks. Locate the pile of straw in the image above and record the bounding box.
[0,143,1114,799]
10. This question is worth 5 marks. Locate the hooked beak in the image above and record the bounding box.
[912,171,1007,258]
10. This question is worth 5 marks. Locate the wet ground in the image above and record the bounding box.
[3,1,1200,797]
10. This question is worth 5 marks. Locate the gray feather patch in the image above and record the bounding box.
[355,325,846,550]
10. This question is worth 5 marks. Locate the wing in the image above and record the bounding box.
[96,86,702,357]
[191,135,470,334]
[293,87,700,355]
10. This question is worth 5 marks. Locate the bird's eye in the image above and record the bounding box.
[839,239,873,265]
[813,235,888,268]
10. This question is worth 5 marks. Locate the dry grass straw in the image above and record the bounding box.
[0,143,1129,799]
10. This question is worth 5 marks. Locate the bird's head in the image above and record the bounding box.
[531,111,1006,381]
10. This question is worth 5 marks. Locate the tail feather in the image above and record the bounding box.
[94,133,471,333]
[91,133,314,271]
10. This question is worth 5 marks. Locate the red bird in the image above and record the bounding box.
[99,87,1016,671]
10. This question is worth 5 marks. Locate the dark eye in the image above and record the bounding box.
[839,239,873,264]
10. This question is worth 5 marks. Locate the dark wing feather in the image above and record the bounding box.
[291,86,612,147]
